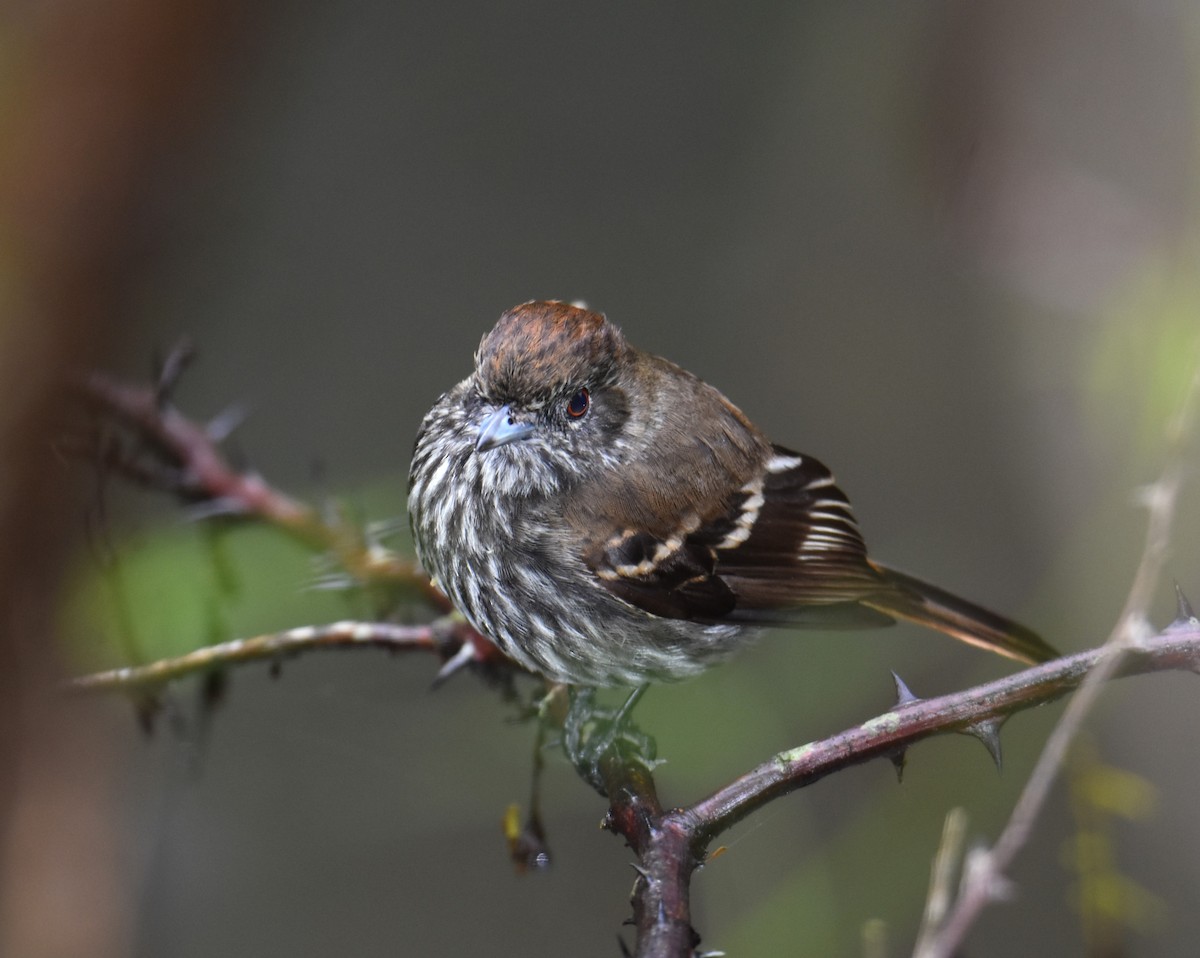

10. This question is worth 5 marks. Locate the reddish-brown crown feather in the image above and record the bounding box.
[475,301,629,401]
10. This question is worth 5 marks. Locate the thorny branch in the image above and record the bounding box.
[599,621,1200,957]
[68,351,1200,958]
[67,618,496,694]
[74,360,445,608]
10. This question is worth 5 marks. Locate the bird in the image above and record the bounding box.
[407,300,1057,688]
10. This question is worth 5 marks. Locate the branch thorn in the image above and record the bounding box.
[891,670,921,706]
[206,402,249,443]
[132,690,164,736]
[184,497,251,521]
[200,667,228,716]
[153,337,195,406]
[431,639,475,688]
[961,719,1004,772]
[1171,581,1197,629]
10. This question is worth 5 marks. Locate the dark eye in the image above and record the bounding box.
[565,387,590,419]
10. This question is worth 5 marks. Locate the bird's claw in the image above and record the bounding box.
[562,686,657,794]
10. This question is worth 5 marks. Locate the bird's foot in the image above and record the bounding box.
[561,685,657,794]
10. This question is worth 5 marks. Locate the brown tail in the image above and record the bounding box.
[864,561,1058,665]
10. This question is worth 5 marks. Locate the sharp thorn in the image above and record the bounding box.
[200,667,228,715]
[431,640,475,688]
[891,670,921,706]
[184,497,250,522]
[206,402,250,443]
[1173,581,1197,627]
[962,719,1004,772]
[889,748,908,783]
[629,862,653,881]
[305,575,357,592]
[154,338,196,405]
[132,692,163,737]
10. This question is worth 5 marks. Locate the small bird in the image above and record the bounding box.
[408,301,1056,687]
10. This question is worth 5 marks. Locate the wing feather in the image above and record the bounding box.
[583,444,894,628]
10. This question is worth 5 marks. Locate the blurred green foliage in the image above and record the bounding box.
[61,482,409,673]
[1089,265,1200,460]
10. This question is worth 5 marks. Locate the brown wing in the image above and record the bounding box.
[588,526,739,621]
[585,445,896,629]
[713,446,885,608]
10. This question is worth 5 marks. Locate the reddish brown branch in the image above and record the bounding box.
[689,627,1199,839]
[599,622,1200,957]
[600,753,700,956]
[76,366,448,610]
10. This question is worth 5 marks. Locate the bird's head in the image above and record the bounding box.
[465,301,639,494]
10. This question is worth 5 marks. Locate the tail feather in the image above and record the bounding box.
[864,561,1058,665]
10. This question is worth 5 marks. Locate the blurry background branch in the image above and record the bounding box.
[75,356,443,605]
[911,359,1200,958]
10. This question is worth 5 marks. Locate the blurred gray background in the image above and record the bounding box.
[7,1,1200,955]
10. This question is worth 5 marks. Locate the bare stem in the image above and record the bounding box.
[910,361,1200,958]
[69,620,443,693]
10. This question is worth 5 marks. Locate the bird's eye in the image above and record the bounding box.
[565,387,590,419]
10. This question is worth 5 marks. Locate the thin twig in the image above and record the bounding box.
[912,361,1200,958]
[911,808,968,955]
[67,617,503,693]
